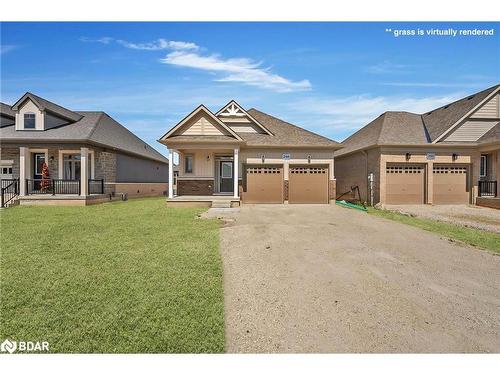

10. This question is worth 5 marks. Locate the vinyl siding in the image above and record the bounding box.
[180,114,225,136]
[445,120,499,142]
[470,93,500,118]
[115,153,168,183]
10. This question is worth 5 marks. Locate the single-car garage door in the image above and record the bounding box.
[386,164,425,204]
[433,165,469,204]
[289,166,329,204]
[243,165,283,203]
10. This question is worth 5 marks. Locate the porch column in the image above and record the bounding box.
[19,147,28,196]
[168,149,174,199]
[80,147,89,196]
[233,148,239,198]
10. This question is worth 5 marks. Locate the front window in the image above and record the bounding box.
[24,113,36,129]
[480,155,487,178]
[63,154,81,180]
[185,155,193,173]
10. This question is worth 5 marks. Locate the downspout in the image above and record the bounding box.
[361,150,370,206]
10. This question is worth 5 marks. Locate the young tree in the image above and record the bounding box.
[40,162,50,192]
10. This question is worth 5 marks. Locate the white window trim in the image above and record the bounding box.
[23,112,37,130]
[480,155,487,178]
[184,154,194,174]
[28,148,48,178]
[58,149,95,180]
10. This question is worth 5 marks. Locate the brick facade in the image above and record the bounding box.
[177,179,214,195]
[284,180,289,200]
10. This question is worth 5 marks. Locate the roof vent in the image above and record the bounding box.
[443,105,449,109]
[467,95,474,100]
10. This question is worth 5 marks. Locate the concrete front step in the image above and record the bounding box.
[211,200,232,208]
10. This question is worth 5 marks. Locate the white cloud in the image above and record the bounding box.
[381,82,486,88]
[161,51,311,93]
[116,38,198,51]
[79,37,198,51]
[79,37,114,44]
[365,60,412,74]
[0,45,18,55]
[287,92,465,134]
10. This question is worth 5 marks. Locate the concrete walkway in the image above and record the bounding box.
[219,204,500,353]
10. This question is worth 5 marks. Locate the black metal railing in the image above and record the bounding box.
[1,179,19,208]
[26,179,80,195]
[479,180,497,197]
[88,179,104,194]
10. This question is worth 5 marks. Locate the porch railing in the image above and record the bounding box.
[88,179,104,194]
[1,178,19,208]
[26,179,80,195]
[478,180,497,197]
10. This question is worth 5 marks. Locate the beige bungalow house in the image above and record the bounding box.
[1,92,169,206]
[334,84,500,208]
[159,101,341,206]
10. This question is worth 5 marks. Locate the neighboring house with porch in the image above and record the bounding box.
[334,84,500,208]
[1,92,169,206]
[159,101,341,206]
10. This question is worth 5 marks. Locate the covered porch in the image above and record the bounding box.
[14,146,105,205]
[475,147,499,208]
[167,146,240,200]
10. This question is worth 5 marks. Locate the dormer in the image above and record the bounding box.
[11,92,83,131]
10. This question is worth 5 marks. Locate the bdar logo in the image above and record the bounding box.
[1,339,17,354]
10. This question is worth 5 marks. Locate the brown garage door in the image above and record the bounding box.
[386,164,425,204]
[433,165,469,204]
[289,166,329,204]
[243,166,283,203]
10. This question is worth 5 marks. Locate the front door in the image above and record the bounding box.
[219,161,234,193]
[33,153,45,190]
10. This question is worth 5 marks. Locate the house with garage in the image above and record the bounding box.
[334,84,500,208]
[159,101,341,206]
[0,92,169,207]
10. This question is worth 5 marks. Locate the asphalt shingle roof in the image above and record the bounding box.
[422,85,499,142]
[243,109,341,148]
[1,98,168,163]
[1,102,16,118]
[336,84,500,157]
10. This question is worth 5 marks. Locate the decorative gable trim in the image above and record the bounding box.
[433,85,500,143]
[159,105,242,141]
[216,100,273,135]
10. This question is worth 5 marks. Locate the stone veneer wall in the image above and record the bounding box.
[95,151,116,183]
[177,179,214,195]
[0,147,20,178]
[284,180,289,201]
[329,179,336,201]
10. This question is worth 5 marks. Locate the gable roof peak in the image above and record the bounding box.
[159,103,243,142]
[11,92,83,122]
[216,100,273,135]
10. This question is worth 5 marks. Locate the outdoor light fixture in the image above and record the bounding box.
[206,154,210,161]
[307,154,312,163]
[261,154,265,163]
[452,153,458,161]
[405,152,411,161]
[50,156,54,161]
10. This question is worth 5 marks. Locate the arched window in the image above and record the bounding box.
[24,113,36,129]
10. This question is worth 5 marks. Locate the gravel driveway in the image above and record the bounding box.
[219,204,500,353]
[384,204,500,233]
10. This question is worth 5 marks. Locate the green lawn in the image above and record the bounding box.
[0,198,224,353]
[368,208,500,254]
